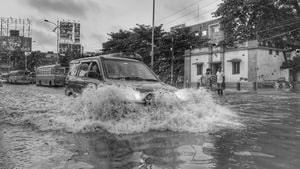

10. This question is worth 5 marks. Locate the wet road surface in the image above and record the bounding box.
[0,84,299,169]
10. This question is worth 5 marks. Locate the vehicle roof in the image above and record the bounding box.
[9,70,28,73]
[37,64,62,69]
[70,53,141,63]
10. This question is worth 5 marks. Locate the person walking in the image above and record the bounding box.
[216,67,224,95]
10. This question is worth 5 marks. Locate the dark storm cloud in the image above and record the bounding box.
[23,0,100,19]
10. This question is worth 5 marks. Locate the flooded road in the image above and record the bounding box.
[0,84,299,169]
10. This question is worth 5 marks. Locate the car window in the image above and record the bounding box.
[69,63,80,76]
[87,61,103,79]
[78,62,90,77]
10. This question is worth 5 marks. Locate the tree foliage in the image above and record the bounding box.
[102,25,208,84]
[214,0,300,47]
[27,51,44,71]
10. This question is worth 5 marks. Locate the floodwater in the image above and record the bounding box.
[0,84,299,169]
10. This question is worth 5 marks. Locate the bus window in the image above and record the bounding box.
[55,68,65,74]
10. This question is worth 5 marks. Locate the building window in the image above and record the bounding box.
[210,25,219,33]
[201,30,207,36]
[196,64,203,75]
[276,50,279,55]
[269,49,272,55]
[232,62,240,74]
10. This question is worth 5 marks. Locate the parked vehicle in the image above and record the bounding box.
[7,70,32,84]
[36,65,67,87]
[64,53,176,105]
[0,73,8,83]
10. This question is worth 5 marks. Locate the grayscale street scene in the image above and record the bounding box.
[0,0,299,169]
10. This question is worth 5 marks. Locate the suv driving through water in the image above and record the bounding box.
[64,53,176,105]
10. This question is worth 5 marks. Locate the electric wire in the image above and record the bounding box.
[257,19,300,33]
[157,1,201,22]
[260,27,300,41]
[161,0,219,27]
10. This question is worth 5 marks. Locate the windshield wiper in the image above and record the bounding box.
[124,76,144,81]
[125,77,158,81]
[143,79,158,82]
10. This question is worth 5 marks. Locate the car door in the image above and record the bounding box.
[85,60,104,89]
[73,61,91,93]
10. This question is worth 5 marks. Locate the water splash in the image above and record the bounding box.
[56,85,241,134]
[1,85,241,134]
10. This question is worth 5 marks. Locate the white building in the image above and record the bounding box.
[184,20,290,89]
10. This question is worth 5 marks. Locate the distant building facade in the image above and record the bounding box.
[0,17,32,73]
[58,20,81,57]
[184,19,290,89]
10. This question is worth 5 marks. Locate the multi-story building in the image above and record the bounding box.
[0,17,32,73]
[184,19,290,89]
[58,21,81,56]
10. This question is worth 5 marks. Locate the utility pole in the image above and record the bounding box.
[1,18,2,36]
[170,36,174,85]
[151,0,155,69]
[56,20,60,65]
[44,19,60,64]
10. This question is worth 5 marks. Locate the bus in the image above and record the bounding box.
[36,65,67,86]
[7,70,32,84]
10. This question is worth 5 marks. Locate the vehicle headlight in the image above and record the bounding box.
[145,93,153,101]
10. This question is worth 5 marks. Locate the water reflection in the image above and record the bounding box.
[61,131,215,169]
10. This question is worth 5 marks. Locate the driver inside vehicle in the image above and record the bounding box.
[88,63,102,79]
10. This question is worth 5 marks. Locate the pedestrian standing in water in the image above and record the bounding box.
[201,68,212,90]
[216,67,224,95]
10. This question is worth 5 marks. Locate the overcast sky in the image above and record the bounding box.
[0,0,221,52]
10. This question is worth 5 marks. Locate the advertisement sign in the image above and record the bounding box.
[59,43,81,55]
[59,21,73,43]
[74,23,80,43]
[0,36,31,52]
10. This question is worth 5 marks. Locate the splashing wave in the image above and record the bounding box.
[1,85,241,134]
[56,85,241,134]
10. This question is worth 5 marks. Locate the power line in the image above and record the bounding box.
[272,17,300,26]
[260,27,300,41]
[161,0,219,27]
[179,7,219,26]
[157,1,200,22]
[257,19,300,33]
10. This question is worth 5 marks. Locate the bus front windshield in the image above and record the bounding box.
[103,59,158,81]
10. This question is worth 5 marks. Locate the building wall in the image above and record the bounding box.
[248,49,258,82]
[256,48,286,81]
[187,46,289,89]
[184,50,191,87]
[190,53,209,83]
[224,49,249,83]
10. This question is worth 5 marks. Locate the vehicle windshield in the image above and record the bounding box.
[103,59,158,81]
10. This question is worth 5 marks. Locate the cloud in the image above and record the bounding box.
[23,0,100,19]
[32,28,57,51]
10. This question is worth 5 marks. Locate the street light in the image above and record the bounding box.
[44,19,59,64]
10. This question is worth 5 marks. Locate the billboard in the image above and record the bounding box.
[59,21,73,43]
[0,36,32,52]
[74,23,80,43]
[59,43,81,55]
